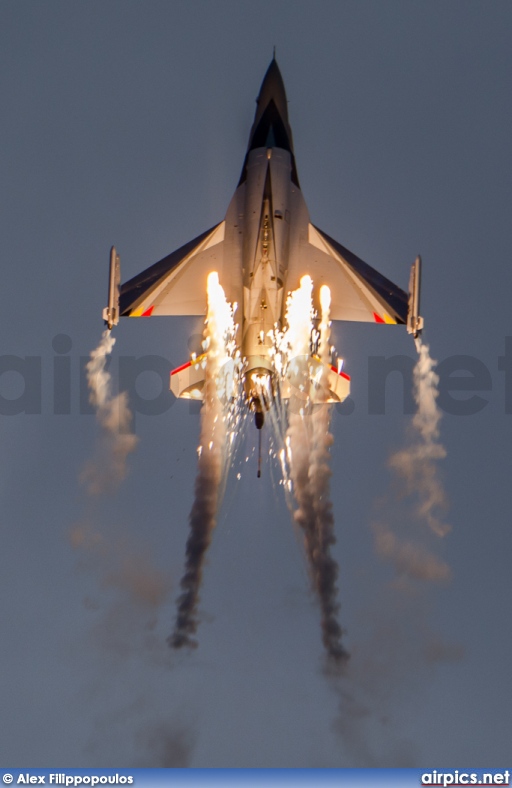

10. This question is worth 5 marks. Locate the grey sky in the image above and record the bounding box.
[1,0,511,767]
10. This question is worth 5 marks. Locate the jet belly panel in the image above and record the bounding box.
[268,149,292,289]
[282,184,312,318]
[241,146,291,368]
[242,149,271,288]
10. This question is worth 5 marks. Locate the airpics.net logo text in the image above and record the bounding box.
[2,334,512,420]
[421,772,510,787]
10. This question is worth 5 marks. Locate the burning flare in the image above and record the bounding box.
[169,273,240,649]
[281,278,349,664]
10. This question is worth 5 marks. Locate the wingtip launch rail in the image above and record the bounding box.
[102,246,120,330]
[407,255,424,339]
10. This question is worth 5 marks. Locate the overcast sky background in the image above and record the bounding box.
[1,0,512,768]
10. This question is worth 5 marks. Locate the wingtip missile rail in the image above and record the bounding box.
[407,255,424,339]
[102,246,120,330]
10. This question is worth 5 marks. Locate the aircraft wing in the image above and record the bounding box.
[120,222,229,317]
[288,224,408,325]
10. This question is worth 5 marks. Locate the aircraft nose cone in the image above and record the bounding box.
[239,57,299,187]
[256,58,289,126]
[246,57,295,155]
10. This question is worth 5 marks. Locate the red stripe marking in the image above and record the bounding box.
[330,365,351,381]
[170,360,192,376]
[141,306,154,317]
[373,311,385,324]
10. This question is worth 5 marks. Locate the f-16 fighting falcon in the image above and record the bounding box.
[100,58,425,659]
[103,57,423,428]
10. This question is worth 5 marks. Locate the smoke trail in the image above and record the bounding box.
[372,521,450,583]
[373,335,449,581]
[284,278,348,664]
[135,723,195,766]
[324,340,454,764]
[68,520,186,765]
[373,335,450,584]
[74,340,196,766]
[81,330,138,495]
[169,272,239,649]
[70,523,172,659]
[309,286,348,663]
[389,337,448,536]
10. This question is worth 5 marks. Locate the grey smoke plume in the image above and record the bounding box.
[374,337,450,582]
[69,523,172,658]
[69,523,185,766]
[388,337,449,537]
[326,573,463,765]
[327,340,455,764]
[81,330,138,494]
[288,409,347,664]
[284,280,348,664]
[135,723,195,766]
[372,522,450,584]
[69,501,202,769]
[169,273,239,650]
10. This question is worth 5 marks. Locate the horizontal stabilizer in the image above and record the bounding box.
[170,353,238,404]
[170,354,207,400]
[280,355,351,404]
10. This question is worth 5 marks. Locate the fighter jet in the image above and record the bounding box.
[103,58,423,427]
